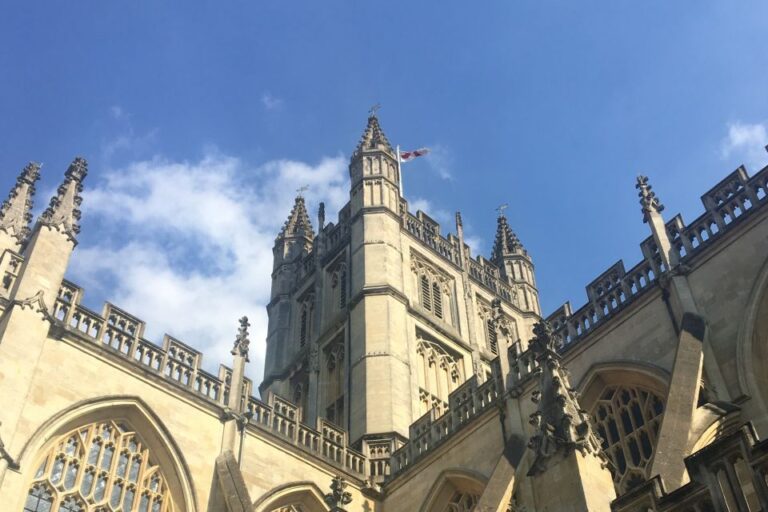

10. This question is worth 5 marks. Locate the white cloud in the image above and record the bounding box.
[261,92,284,111]
[425,144,454,181]
[409,197,452,226]
[109,105,127,121]
[71,152,349,385]
[721,122,768,170]
[464,236,483,256]
[101,106,158,160]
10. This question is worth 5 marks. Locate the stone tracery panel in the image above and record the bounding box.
[23,420,175,512]
[590,385,665,494]
[416,333,464,416]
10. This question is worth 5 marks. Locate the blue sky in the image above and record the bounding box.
[2,2,767,381]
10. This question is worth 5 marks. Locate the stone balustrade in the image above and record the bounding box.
[546,164,768,353]
[390,374,502,476]
[51,280,368,478]
[612,423,768,511]
[246,394,367,477]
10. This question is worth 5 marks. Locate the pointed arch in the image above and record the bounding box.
[252,481,329,512]
[736,254,768,421]
[15,395,197,512]
[419,468,487,512]
[576,362,669,495]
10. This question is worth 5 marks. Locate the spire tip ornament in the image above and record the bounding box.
[231,316,250,362]
[39,157,88,242]
[636,174,664,223]
[0,161,42,245]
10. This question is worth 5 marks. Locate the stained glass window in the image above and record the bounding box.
[23,420,176,511]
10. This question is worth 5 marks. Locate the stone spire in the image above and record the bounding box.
[0,162,41,248]
[353,112,394,158]
[231,316,250,362]
[526,320,606,476]
[636,175,664,224]
[277,195,314,242]
[39,157,88,242]
[491,213,526,262]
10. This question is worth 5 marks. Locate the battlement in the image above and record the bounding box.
[398,198,527,309]
[495,163,768,389]
[48,279,373,479]
[52,279,251,405]
[389,373,502,477]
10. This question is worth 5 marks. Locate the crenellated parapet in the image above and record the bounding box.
[52,279,252,405]
[399,197,539,314]
[50,279,374,479]
[389,373,502,476]
[543,163,768,351]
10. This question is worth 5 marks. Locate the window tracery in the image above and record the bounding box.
[411,254,454,324]
[416,335,464,416]
[477,299,516,356]
[23,420,175,512]
[330,262,348,310]
[590,385,665,494]
[444,491,479,512]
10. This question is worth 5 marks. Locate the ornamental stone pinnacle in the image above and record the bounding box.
[636,175,664,223]
[324,476,352,512]
[0,162,41,245]
[353,112,393,157]
[526,320,606,476]
[491,212,525,262]
[40,157,88,242]
[278,195,314,241]
[231,316,250,361]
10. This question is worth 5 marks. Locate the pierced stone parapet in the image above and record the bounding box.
[52,279,251,406]
[245,394,367,477]
[52,279,370,479]
[545,163,768,353]
[389,374,502,477]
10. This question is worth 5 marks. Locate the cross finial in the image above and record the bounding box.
[368,103,381,117]
[296,185,309,197]
[495,203,509,217]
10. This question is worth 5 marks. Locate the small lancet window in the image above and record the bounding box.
[299,308,308,347]
[421,275,432,311]
[432,282,443,319]
[486,319,498,355]
[339,267,347,309]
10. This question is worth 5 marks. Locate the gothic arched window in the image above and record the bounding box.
[590,385,665,494]
[445,491,478,512]
[485,319,498,355]
[421,275,432,312]
[24,420,176,512]
[432,282,443,319]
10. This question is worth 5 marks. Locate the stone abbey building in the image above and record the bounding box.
[1,114,768,511]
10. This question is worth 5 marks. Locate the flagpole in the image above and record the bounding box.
[396,144,404,198]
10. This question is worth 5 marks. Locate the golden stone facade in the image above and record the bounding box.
[1,115,768,511]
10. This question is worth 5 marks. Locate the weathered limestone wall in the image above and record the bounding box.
[0,332,222,511]
[383,409,504,511]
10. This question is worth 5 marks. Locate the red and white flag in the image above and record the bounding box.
[399,147,430,162]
